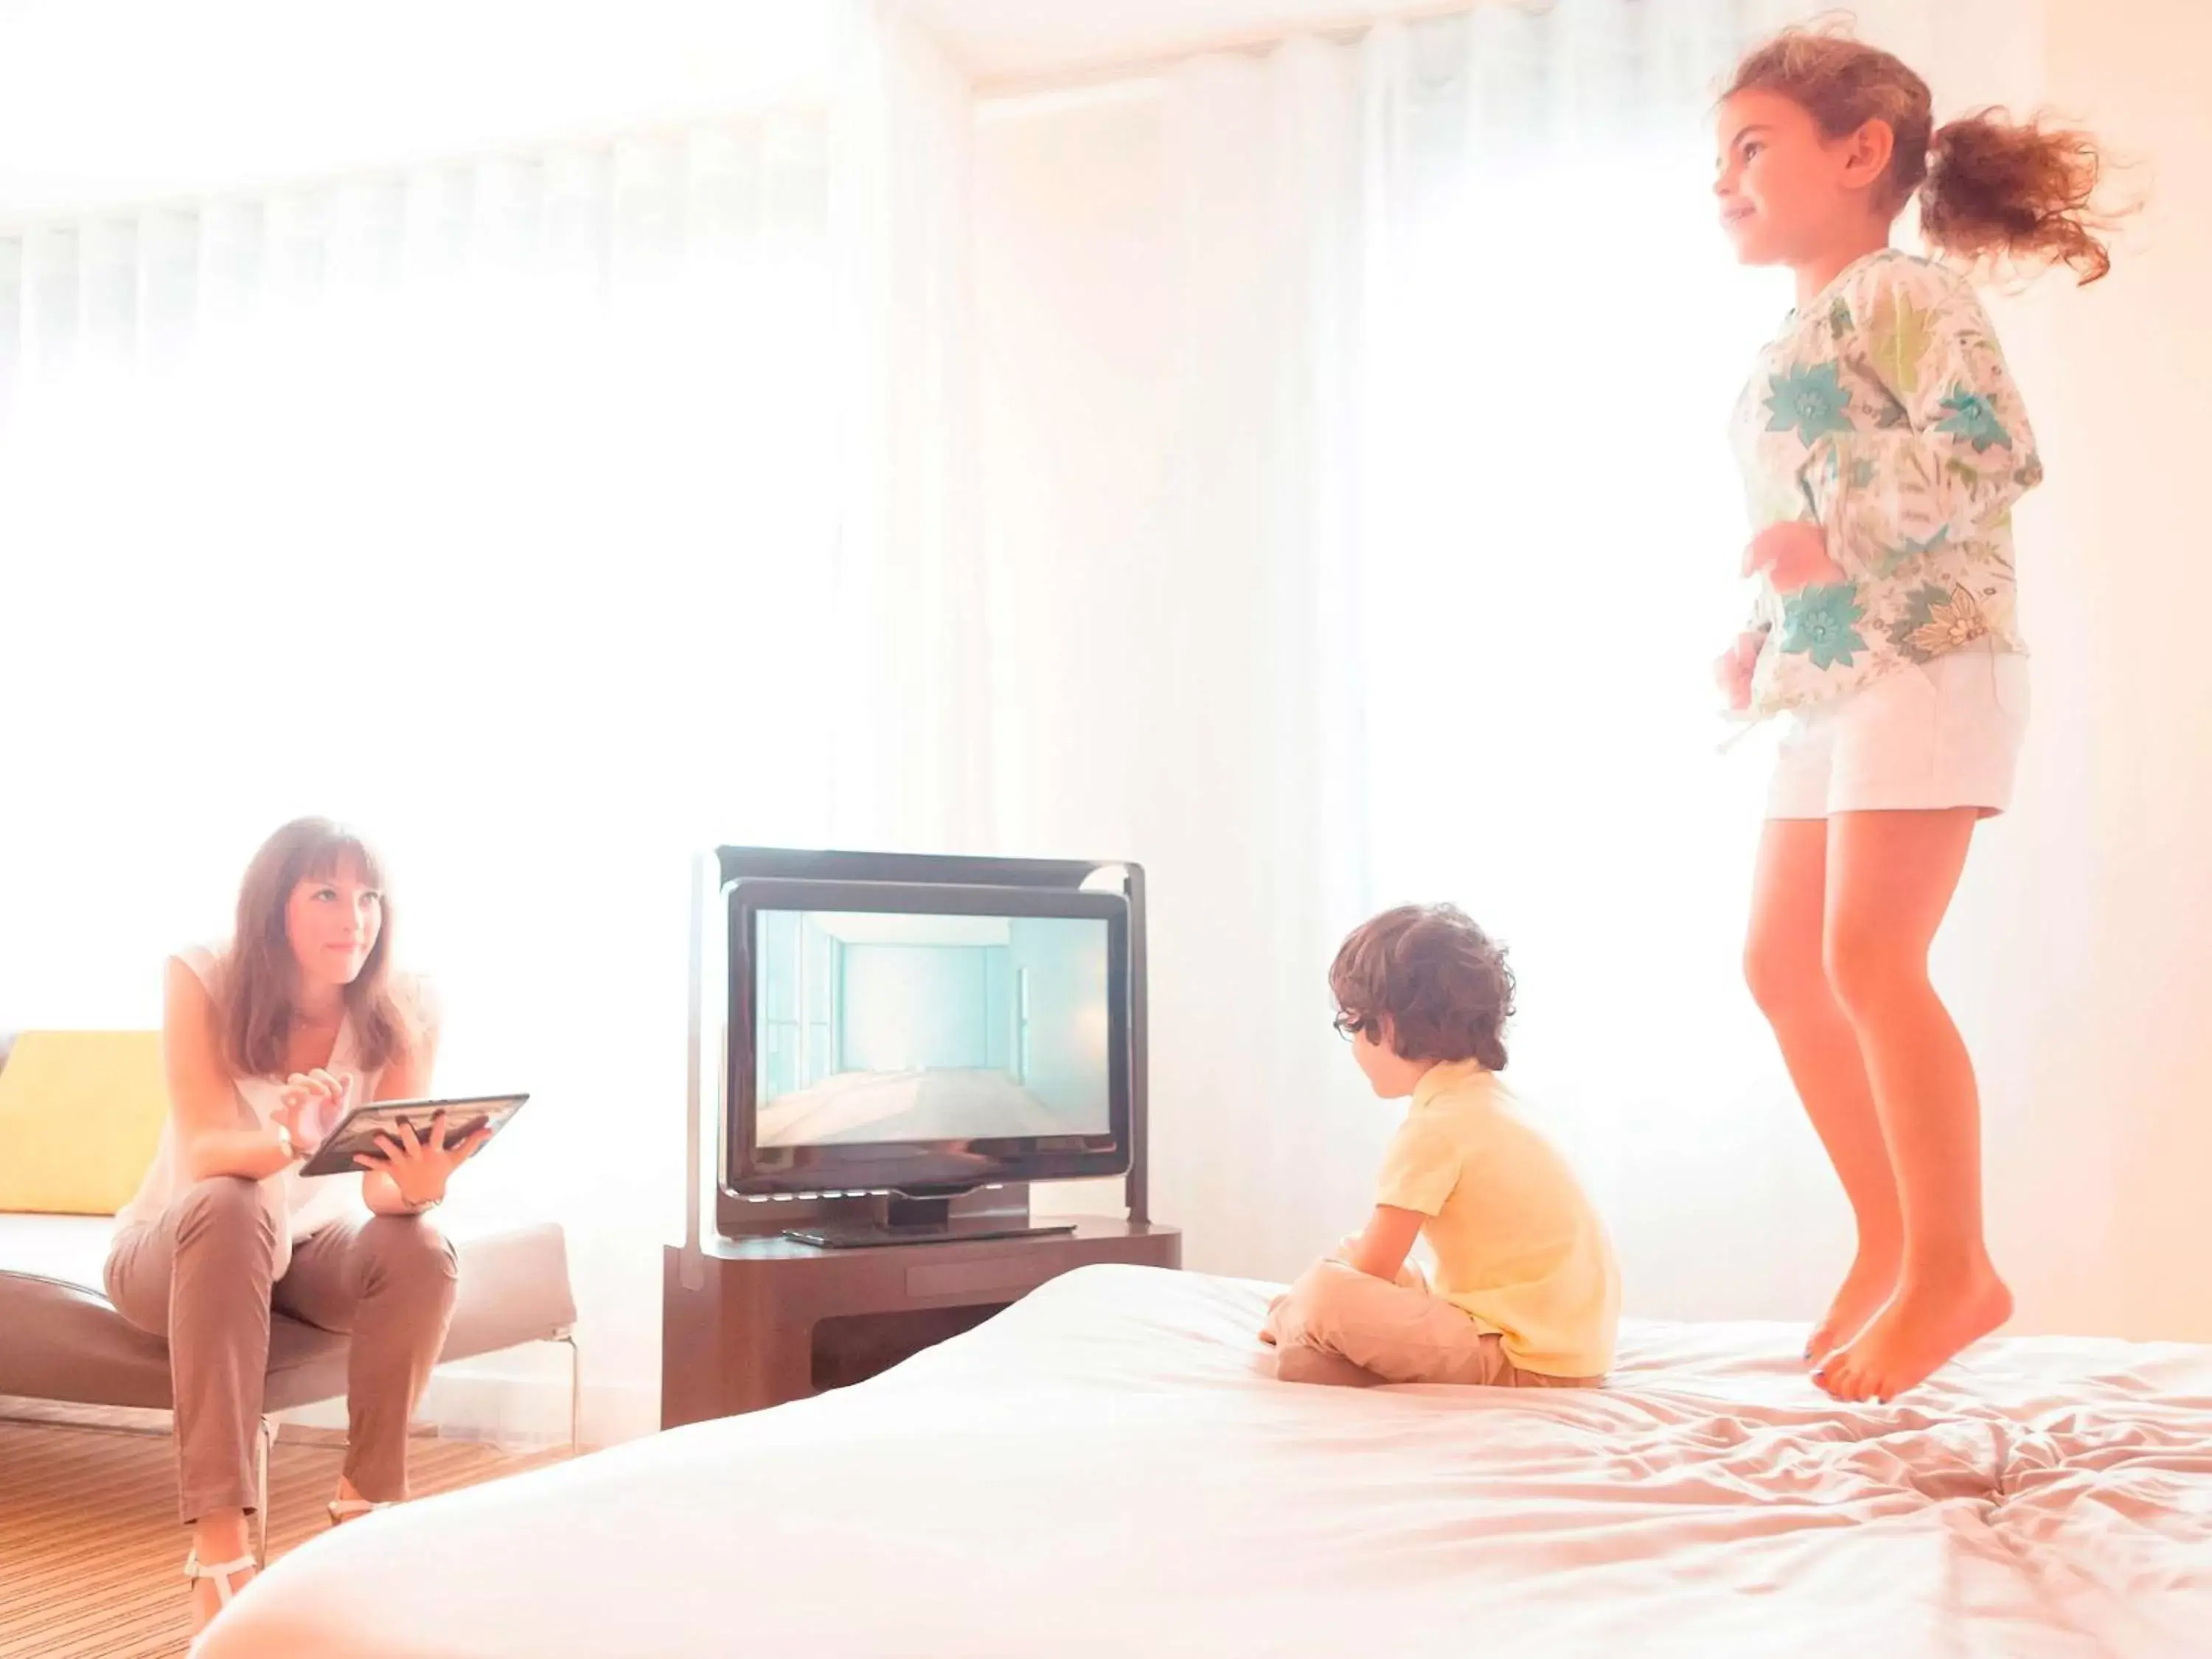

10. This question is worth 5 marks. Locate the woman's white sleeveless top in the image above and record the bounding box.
[114,945,375,1277]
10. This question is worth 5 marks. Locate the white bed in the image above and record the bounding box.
[198,1265,2212,1659]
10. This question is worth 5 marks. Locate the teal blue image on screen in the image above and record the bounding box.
[754,911,1112,1148]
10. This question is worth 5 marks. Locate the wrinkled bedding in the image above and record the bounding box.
[201,1265,2212,1659]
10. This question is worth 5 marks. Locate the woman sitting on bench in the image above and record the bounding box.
[101,817,487,1632]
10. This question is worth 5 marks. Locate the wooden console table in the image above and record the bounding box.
[670,847,1179,1429]
[661,1219,1182,1427]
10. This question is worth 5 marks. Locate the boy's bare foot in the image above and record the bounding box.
[1804,1248,1899,1365]
[1815,1260,2012,1404]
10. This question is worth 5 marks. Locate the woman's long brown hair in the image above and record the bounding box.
[222,817,416,1078]
[1728,24,2127,284]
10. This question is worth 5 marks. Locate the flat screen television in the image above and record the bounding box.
[724,877,1133,1216]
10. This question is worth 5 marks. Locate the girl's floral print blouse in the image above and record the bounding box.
[1731,249,2042,718]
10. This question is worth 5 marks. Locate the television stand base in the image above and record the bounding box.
[661,1219,1182,1425]
[784,1217,1077,1250]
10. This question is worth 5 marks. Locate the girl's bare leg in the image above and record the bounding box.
[1816,808,2011,1402]
[1745,818,1903,1363]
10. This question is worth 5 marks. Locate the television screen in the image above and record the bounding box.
[753,909,1113,1149]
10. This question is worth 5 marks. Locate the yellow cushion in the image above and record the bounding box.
[0,1031,169,1216]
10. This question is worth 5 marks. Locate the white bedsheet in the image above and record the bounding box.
[198,1265,2212,1659]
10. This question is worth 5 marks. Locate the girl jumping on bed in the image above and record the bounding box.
[1712,26,2121,1403]
[104,818,488,1632]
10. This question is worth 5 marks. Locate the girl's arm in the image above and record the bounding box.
[169,958,296,1184]
[1338,1205,1425,1284]
[1808,262,2042,580]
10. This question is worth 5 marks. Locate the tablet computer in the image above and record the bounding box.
[297,1093,530,1178]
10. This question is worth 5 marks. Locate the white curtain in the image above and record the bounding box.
[826,0,991,851]
[1,0,2053,1441]
[975,0,2041,1311]
[1352,0,1820,1315]
[1130,38,1386,1276]
[0,113,845,1442]
[978,1,1799,1290]
[0,0,995,1444]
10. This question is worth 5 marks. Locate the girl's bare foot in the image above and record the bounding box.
[1804,1247,1899,1365]
[1815,1259,2012,1403]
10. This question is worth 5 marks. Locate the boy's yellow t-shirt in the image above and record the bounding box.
[1375,1058,1620,1378]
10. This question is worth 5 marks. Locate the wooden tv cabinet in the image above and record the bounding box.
[661,1219,1181,1427]
[670,848,1178,1429]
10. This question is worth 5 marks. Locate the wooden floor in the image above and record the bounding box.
[0,1417,565,1658]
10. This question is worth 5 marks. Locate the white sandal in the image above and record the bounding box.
[184,1547,257,1609]
[327,1495,393,1526]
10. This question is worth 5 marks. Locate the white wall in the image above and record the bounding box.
[974,10,2212,1342]
[974,86,1174,863]
[0,0,827,220]
[1967,0,2212,1341]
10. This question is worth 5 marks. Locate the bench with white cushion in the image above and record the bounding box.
[0,1211,577,1553]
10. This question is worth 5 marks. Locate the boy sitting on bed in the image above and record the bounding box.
[1262,904,1621,1389]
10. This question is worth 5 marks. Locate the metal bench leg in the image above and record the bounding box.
[254,1416,276,1563]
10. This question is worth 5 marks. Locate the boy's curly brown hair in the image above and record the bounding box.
[1328,903,1515,1071]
